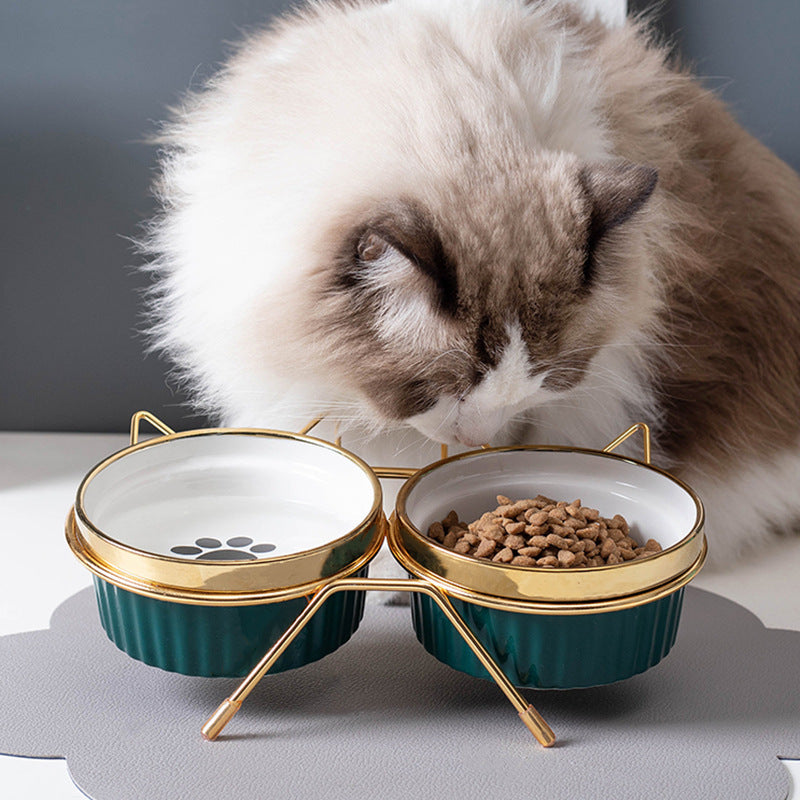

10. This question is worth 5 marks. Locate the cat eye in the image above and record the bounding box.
[581,250,596,285]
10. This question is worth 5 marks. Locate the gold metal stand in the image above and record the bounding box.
[77,413,700,754]
[201,577,556,748]
[125,414,657,749]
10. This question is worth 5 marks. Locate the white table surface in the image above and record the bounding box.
[1,431,798,800]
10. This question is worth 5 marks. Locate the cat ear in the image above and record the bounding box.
[352,204,458,315]
[579,161,658,245]
[356,230,392,263]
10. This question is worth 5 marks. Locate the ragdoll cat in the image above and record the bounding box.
[142,0,800,566]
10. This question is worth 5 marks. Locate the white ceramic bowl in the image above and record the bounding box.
[66,427,385,677]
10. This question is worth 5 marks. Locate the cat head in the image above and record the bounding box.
[147,0,661,443]
[305,153,657,446]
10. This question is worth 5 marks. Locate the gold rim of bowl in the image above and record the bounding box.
[392,445,706,607]
[70,428,385,602]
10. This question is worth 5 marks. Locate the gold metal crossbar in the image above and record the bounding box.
[201,577,556,748]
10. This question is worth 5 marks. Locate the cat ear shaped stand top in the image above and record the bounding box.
[70,413,704,753]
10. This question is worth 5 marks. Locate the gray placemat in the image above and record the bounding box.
[0,586,798,800]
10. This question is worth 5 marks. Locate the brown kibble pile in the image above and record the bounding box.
[427,494,662,568]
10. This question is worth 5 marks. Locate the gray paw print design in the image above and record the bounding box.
[170,537,276,561]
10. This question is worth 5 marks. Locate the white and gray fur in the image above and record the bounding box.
[141,0,800,566]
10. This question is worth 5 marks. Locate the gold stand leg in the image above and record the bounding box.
[201,578,555,748]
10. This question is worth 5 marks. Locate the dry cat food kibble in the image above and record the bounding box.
[427,495,662,568]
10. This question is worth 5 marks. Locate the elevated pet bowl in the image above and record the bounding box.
[66,412,705,747]
[390,441,705,688]
[66,412,384,677]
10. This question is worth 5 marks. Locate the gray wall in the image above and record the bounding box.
[2,1,798,432]
[1,0,293,433]
[631,0,799,171]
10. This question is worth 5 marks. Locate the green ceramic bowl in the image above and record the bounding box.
[91,567,370,677]
[408,586,686,688]
[67,424,385,677]
[391,445,706,689]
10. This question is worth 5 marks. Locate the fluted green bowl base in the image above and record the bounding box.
[93,568,368,678]
[411,589,685,689]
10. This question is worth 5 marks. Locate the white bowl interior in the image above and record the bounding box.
[403,450,699,550]
[81,434,378,560]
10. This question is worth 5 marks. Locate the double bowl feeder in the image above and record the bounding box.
[66,411,706,747]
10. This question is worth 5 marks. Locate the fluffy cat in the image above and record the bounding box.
[142,0,800,567]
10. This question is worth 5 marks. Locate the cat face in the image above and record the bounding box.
[310,154,657,445]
